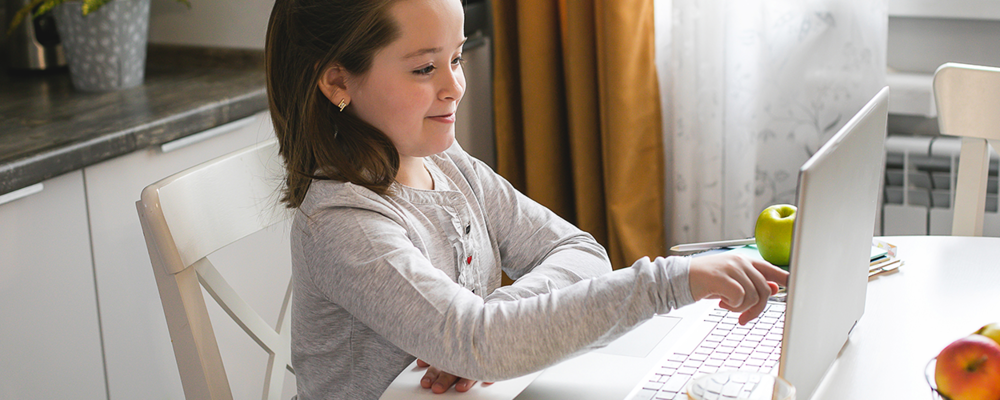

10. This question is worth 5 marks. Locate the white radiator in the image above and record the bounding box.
[882,135,1000,236]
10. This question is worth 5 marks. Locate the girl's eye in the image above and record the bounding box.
[414,65,435,75]
[452,55,464,66]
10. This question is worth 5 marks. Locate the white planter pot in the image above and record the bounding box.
[52,0,150,92]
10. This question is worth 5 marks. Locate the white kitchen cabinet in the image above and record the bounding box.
[0,171,107,400]
[84,112,295,400]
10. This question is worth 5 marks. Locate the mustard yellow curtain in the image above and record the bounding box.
[492,0,665,270]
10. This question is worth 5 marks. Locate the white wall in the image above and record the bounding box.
[887,0,1000,73]
[149,0,275,49]
[888,17,1000,74]
[888,0,1000,20]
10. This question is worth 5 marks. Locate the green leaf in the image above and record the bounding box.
[5,0,49,38]
[7,0,192,36]
[34,0,69,18]
[81,0,113,15]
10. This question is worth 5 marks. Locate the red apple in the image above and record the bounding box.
[935,334,1000,400]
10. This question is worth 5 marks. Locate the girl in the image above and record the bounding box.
[265,0,788,398]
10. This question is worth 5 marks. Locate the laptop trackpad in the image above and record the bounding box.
[593,315,680,358]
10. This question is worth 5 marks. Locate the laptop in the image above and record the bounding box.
[381,87,889,400]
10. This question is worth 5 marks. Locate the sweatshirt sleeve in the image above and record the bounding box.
[447,150,619,302]
[299,204,696,383]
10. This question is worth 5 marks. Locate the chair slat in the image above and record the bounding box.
[194,259,287,355]
[150,141,288,273]
[263,280,294,400]
[952,138,991,236]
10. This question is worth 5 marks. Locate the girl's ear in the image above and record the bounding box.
[317,64,351,109]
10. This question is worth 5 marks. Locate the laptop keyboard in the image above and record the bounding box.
[630,302,786,400]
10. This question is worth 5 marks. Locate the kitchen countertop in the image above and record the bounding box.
[0,45,269,196]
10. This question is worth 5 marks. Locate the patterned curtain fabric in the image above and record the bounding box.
[655,0,888,246]
[492,0,665,270]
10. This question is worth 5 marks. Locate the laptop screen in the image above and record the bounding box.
[778,87,889,400]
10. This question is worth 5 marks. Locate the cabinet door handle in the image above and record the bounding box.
[0,183,44,206]
[160,115,258,153]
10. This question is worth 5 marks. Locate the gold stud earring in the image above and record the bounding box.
[338,99,348,112]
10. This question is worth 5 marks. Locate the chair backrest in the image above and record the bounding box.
[933,62,1000,236]
[136,139,294,400]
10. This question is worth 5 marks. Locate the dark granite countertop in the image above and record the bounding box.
[0,45,268,196]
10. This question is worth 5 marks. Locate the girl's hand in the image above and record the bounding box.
[688,253,789,325]
[417,359,493,394]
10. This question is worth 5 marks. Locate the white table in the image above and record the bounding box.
[811,235,1000,400]
[383,235,1000,399]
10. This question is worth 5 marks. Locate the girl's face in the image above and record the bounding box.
[346,0,466,160]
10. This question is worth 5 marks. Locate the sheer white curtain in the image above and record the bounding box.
[655,0,887,246]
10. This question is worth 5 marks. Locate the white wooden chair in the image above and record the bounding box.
[136,139,294,399]
[933,62,1000,236]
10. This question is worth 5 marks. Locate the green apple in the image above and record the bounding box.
[754,204,797,266]
[975,323,1000,346]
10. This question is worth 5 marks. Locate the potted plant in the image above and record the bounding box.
[7,0,190,91]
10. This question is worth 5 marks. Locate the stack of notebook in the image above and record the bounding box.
[868,239,902,279]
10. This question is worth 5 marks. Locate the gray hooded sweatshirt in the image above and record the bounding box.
[290,143,693,399]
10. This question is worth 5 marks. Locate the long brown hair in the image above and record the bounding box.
[266,0,402,208]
